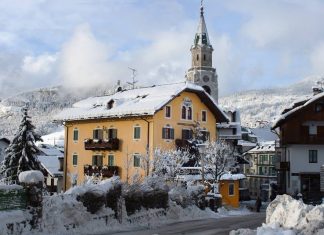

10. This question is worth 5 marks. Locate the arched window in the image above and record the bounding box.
[203,54,206,61]
[182,106,186,119]
[187,107,192,120]
[196,54,199,61]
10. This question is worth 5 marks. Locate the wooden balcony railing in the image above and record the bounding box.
[84,138,119,151]
[84,165,119,178]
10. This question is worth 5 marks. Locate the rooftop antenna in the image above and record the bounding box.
[127,67,138,89]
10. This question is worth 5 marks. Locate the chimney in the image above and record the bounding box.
[312,86,323,96]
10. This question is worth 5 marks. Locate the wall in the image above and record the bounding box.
[219,180,239,208]
[286,144,324,194]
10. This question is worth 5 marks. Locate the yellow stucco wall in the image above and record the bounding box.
[219,180,240,208]
[63,91,218,190]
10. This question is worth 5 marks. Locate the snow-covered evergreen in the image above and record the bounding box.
[0,106,44,182]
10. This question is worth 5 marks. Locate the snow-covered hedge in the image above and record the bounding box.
[18,170,44,184]
[230,195,324,235]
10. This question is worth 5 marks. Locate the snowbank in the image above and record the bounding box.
[18,170,44,184]
[0,184,23,190]
[230,195,324,235]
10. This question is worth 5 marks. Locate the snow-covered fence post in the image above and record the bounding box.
[19,170,44,229]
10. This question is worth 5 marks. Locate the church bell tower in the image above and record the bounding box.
[186,2,218,103]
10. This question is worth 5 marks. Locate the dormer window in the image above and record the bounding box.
[107,100,114,110]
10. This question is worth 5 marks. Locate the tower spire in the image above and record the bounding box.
[186,0,219,103]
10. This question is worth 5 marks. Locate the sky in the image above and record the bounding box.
[0,0,323,98]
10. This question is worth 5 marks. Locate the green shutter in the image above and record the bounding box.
[98,130,103,140]
[162,128,166,139]
[170,128,174,139]
[73,154,78,165]
[73,129,78,141]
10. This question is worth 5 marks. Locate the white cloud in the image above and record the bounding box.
[22,54,57,75]
[58,24,123,89]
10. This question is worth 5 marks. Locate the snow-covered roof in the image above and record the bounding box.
[38,155,63,177]
[219,173,246,181]
[250,127,278,142]
[37,144,63,156]
[272,92,324,129]
[55,82,228,122]
[40,129,65,147]
[247,141,275,153]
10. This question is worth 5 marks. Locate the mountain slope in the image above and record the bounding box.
[219,76,321,127]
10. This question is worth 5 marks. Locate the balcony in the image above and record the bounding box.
[84,138,119,151]
[275,161,290,171]
[84,165,119,178]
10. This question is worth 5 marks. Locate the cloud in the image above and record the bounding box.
[22,54,57,75]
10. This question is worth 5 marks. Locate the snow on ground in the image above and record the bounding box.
[230,195,324,235]
[0,176,252,235]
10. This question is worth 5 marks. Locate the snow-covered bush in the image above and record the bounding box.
[77,190,106,214]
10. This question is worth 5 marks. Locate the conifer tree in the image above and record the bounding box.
[1,106,44,182]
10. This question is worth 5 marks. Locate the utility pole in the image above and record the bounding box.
[127,67,138,89]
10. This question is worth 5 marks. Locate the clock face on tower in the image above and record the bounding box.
[203,75,209,82]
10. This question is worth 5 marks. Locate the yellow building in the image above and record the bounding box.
[56,82,228,190]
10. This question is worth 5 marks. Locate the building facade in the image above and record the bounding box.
[243,141,277,201]
[272,89,324,203]
[56,83,228,190]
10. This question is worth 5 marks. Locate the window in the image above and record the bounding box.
[315,103,323,112]
[165,106,171,118]
[162,126,174,140]
[228,183,234,196]
[107,128,117,139]
[92,155,103,166]
[72,154,78,166]
[133,154,141,167]
[259,167,263,175]
[187,107,192,120]
[309,124,317,135]
[259,155,268,164]
[182,129,193,140]
[203,54,206,61]
[182,106,186,119]
[200,130,210,142]
[309,150,318,163]
[108,155,114,166]
[73,129,79,141]
[134,126,141,139]
[196,54,199,61]
[107,100,114,109]
[93,129,103,140]
[201,110,207,122]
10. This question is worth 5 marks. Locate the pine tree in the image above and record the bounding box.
[1,106,44,182]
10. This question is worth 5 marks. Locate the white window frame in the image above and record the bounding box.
[73,128,79,142]
[228,183,235,196]
[201,110,207,122]
[133,153,141,167]
[133,125,141,140]
[72,153,78,167]
[165,105,172,119]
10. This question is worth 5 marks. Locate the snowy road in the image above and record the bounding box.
[103,212,265,235]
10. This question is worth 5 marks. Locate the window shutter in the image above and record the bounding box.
[189,130,193,139]
[182,129,186,139]
[98,129,103,140]
[92,156,96,166]
[113,129,117,138]
[170,128,174,139]
[98,156,103,166]
[93,130,96,139]
[162,128,166,139]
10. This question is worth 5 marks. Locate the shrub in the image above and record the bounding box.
[77,190,105,214]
